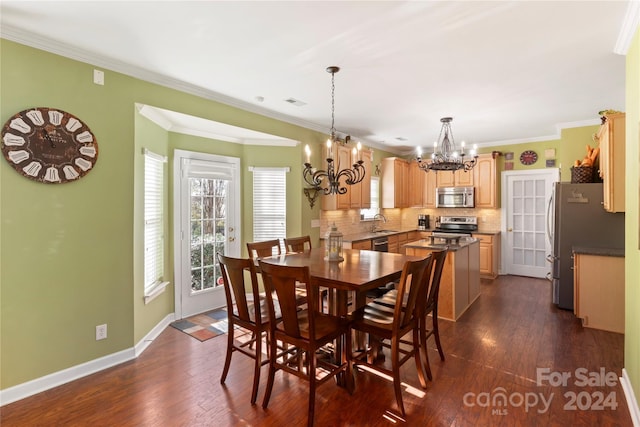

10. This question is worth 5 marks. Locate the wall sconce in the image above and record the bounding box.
[304,187,322,209]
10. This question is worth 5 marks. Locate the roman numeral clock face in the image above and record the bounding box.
[1,107,98,183]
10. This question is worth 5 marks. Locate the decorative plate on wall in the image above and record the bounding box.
[519,150,538,166]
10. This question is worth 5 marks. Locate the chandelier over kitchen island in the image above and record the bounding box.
[417,117,478,172]
[303,66,365,196]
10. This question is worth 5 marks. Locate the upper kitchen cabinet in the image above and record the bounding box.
[321,146,373,210]
[355,149,373,209]
[408,161,425,207]
[382,157,409,208]
[473,153,498,208]
[436,167,474,187]
[423,162,437,208]
[596,113,625,213]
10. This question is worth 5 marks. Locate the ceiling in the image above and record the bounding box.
[1,1,636,154]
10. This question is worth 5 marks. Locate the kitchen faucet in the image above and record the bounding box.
[371,213,387,232]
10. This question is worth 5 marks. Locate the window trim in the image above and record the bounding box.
[249,166,289,253]
[143,148,169,304]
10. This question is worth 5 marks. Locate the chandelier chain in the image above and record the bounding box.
[417,117,478,173]
[302,66,366,198]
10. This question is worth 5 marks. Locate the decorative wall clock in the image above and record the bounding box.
[1,107,98,183]
[519,150,538,166]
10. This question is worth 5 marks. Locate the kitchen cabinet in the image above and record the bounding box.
[596,113,625,213]
[404,241,480,321]
[388,234,399,253]
[397,232,408,254]
[348,148,373,209]
[436,168,474,187]
[322,147,373,210]
[473,153,498,208]
[388,233,409,254]
[573,253,624,334]
[423,163,437,208]
[408,161,425,207]
[472,233,499,279]
[381,157,409,208]
[351,239,371,250]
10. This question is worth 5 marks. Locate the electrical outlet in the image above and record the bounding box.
[96,324,107,340]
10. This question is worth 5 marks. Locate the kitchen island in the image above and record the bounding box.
[403,237,481,321]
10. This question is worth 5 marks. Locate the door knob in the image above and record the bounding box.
[229,237,236,242]
[507,227,513,232]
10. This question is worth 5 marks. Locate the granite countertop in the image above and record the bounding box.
[572,246,625,257]
[330,228,428,243]
[330,228,500,243]
[403,236,479,252]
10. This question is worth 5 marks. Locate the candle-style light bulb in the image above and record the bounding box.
[305,144,311,164]
[471,144,478,156]
[417,146,422,159]
[433,141,438,154]
[356,141,362,161]
[461,141,466,155]
[326,138,332,159]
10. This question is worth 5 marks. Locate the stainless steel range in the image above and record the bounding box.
[433,216,478,236]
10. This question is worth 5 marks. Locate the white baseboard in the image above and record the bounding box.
[621,368,640,427]
[0,313,175,407]
[135,313,175,356]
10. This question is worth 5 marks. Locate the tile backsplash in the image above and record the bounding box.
[320,207,501,236]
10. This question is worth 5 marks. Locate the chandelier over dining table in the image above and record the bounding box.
[303,66,366,196]
[416,117,478,172]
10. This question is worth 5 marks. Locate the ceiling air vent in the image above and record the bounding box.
[284,98,307,107]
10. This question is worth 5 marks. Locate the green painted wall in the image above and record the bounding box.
[476,124,600,182]
[0,40,326,388]
[624,27,640,405]
[133,113,173,342]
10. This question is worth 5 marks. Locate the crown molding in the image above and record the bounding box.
[0,25,352,140]
[0,24,609,157]
[614,0,640,55]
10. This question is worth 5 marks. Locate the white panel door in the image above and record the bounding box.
[502,169,559,278]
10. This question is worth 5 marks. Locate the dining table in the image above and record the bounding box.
[258,247,425,383]
[258,247,424,316]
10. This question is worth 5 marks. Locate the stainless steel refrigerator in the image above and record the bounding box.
[549,182,624,310]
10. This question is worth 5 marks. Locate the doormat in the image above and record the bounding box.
[170,309,230,342]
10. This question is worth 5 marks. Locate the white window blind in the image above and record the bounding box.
[251,167,287,252]
[144,149,167,293]
[360,176,380,219]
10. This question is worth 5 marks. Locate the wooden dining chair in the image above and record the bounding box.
[246,239,282,259]
[284,235,312,253]
[419,249,448,380]
[372,250,447,380]
[258,260,352,427]
[217,253,276,404]
[349,255,433,416]
[375,249,448,380]
[249,239,308,304]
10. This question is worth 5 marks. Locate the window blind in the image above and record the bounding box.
[360,176,380,219]
[144,149,166,292]
[251,167,287,253]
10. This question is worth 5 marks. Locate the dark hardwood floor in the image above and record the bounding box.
[1,275,632,426]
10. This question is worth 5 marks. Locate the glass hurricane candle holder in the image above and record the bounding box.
[325,222,344,262]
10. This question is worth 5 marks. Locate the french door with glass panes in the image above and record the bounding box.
[502,169,559,278]
[173,150,240,319]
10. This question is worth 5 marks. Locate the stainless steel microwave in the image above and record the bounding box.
[436,186,475,208]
